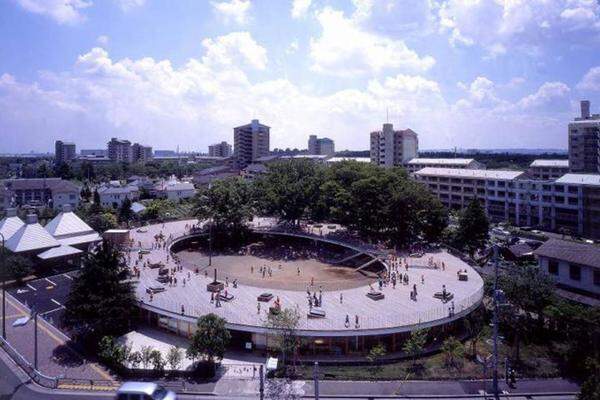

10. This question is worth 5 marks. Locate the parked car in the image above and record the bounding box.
[116,382,176,400]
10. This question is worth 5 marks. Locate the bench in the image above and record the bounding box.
[458,272,468,281]
[308,308,326,318]
[366,291,385,301]
[434,292,454,302]
[146,286,165,294]
[258,293,273,302]
[219,293,234,302]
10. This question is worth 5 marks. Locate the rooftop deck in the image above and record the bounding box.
[127,220,484,337]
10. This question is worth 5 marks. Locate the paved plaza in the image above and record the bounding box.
[129,220,484,335]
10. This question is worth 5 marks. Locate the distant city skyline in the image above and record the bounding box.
[1,1,600,153]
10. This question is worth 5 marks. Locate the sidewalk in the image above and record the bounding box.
[0,291,112,381]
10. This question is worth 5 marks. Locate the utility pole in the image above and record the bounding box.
[259,364,264,400]
[313,361,320,400]
[492,245,500,399]
[208,219,213,267]
[33,307,38,370]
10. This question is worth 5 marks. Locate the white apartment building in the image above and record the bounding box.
[97,184,139,209]
[414,168,600,239]
[406,158,484,173]
[209,141,232,158]
[234,119,270,169]
[534,238,600,298]
[569,100,600,174]
[154,176,196,202]
[308,135,335,156]
[528,159,569,180]
[370,123,418,167]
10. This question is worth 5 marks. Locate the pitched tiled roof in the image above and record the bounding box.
[2,178,79,192]
[5,222,60,253]
[408,158,476,165]
[37,244,82,260]
[45,211,95,238]
[533,238,600,269]
[530,159,569,168]
[0,216,25,242]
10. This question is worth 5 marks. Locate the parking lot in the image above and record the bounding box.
[8,270,78,331]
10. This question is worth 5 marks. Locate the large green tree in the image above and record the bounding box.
[256,159,324,225]
[193,177,254,236]
[63,240,137,346]
[187,314,231,370]
[455,199,489,255]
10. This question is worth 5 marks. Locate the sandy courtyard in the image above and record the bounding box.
[176,251,376,291]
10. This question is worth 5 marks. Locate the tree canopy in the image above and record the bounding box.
[454,199,489,254]
[187,313,231,366]
[63,240,137,346]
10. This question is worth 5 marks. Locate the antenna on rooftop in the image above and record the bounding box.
[386,107,389,123]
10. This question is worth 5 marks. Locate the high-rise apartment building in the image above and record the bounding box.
[208,141,232,157]
[107,138,132,163]
[233,119,270,169]
[370,123,418,167]
[308,135,335,156]
[54,140,76,165]
[569,100,600,174]
[131,143,153,163]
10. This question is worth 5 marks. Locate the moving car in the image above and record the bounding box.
[116,382,176,400]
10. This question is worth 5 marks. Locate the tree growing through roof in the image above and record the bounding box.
[455,199,489,255]
[403,329,428,367]
[118,197,133,223]
[62,240,137,347]
[263,307,301,376]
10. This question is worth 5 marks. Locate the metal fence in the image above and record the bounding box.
[0,335,58,389]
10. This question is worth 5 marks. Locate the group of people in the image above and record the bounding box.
[307,286,324,309]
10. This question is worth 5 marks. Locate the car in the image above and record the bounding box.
[116,382,176,400]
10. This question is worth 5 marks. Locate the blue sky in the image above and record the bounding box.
[1,0,600,153]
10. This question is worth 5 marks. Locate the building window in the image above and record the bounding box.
[569,264,581,281]
[548,260,559,275]
[594,271,600,286]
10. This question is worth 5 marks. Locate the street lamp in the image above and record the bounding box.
[1,232,6,340]
[491,244,501,399]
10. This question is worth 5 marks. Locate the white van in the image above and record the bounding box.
[116,382,176,400]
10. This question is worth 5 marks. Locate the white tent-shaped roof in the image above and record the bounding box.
[45,205,101,247]
[0,209,24,242]
[5,214,60,253]
[38,244,82,260]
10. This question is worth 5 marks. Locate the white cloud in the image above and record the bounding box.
[309,7,435,76]
[96,35,109,47]
[291,0,311,19]
[115,0,146,12]
[201,32,267,70]
[577,66,600,91]
[15,0,92,25]
[437,0,600,56]
[211,0,251,25]
[286,40,299,55]
[518,81,571,109]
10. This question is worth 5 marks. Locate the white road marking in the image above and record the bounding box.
[27,284,37,291]
[51,298,62,307]
[45,278,57,286]
[41,306,64,315]
[63,273,74,280]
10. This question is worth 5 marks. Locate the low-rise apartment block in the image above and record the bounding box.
[414,168,600,239]
[406,158,484,173]
[528,159,569,180]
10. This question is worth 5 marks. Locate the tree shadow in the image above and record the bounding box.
[51,344,84,368]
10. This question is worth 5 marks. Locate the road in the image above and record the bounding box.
[0,345,580,400]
